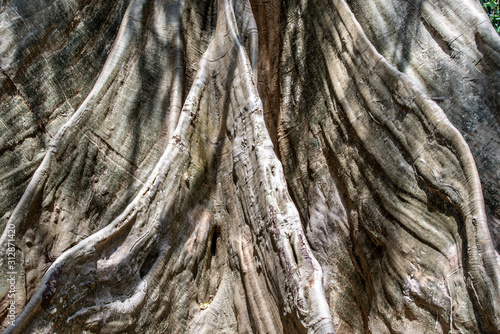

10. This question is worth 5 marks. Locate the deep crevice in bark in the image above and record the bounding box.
[1,0,499,333]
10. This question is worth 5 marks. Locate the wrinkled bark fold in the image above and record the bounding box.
[1,0,499,333]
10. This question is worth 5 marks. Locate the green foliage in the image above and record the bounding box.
[481,0,500,34]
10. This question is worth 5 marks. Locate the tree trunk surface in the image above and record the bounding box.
[1,0,499,333]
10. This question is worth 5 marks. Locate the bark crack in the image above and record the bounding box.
[0,66,52,138]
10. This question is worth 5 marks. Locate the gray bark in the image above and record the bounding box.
[0,0,499,333]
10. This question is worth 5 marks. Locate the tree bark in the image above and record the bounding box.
[0,0,499,333]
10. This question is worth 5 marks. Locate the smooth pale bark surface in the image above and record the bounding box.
[0,0,499,333]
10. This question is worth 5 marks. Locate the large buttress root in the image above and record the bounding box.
[276,0,500,332]
[346,0,500,252]
[1,0,499,333]
[1,0,333,332]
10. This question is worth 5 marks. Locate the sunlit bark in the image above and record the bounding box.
[1,0,499,333]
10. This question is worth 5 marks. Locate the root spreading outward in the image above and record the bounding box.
[1,0,500,333]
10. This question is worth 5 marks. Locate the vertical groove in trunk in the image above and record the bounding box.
[0,0,499,333]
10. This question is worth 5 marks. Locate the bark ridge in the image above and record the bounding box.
[1,0,500,333]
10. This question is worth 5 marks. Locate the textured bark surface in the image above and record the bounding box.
[0,0,499,333]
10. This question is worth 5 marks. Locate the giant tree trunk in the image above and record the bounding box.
[1,0,500,333]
